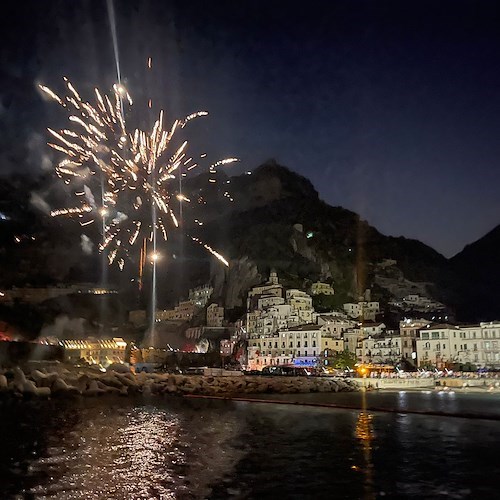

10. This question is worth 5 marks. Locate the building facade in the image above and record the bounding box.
[310,282,335,296]
[206,303,224,327]
[59,337,127,366]
[343,301,380,321]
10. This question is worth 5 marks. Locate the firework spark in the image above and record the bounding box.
[41,78,238,268]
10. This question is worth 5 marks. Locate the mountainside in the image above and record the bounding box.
[0,161,498,322]
[451,225,500,320]
[192,161,460,313]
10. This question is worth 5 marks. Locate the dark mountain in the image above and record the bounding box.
[0,161,498,323]
[451,225,500,320]
[190,160,460,311]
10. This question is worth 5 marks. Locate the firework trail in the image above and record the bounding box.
[40,77,238,270]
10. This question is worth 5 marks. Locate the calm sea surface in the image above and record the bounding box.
[2,390,500,499]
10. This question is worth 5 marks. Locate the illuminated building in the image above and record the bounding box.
[206,303,224,327]
[343,301,380,321]
[356,336,401,365]
[188,284,213,307]
[310,282,335,296]
[53,337,127,366]
[416,321,500,369]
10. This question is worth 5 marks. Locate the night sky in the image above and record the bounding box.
[2,0,500,257]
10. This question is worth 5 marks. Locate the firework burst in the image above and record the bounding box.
[40,77,237,270]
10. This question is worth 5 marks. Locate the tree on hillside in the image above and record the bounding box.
[319,349,357,370]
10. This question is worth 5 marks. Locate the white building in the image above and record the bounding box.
[247,270,284,311]
[257,294,285,310]
[416,324,459,369]
[446,322,500,368]
[247,324,342,370]
[310,282,335,296]
[316,315,356,338]
[343,301,380,321]
[479,321,500,368]
[415,322,500,369]
[189,284,213,307]
[157,300,199,321]
[359,321,386,337]
[286,289,314,324]
[356,336,401,365]
[206,303,224,327]
[256,304,293,337]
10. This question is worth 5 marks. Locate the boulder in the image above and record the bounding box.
[22,380,39,396]
[84,380,105,396]
[107,363,131,374]
[30,370,47,385]
[52,377,79,396]
[35,387,51,397]
[13,367,27,385]
[100,374,124,389]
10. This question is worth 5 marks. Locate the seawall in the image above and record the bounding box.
[0,364,358,398]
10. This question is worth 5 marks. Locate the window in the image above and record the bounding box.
[432,332,439,340]
[297,341,301,348]
[304,341,308,348]
[421,333,429,340]
[312,341,316,347]
[297,351,301,357]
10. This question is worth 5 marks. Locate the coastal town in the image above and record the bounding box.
[2,269,499,377]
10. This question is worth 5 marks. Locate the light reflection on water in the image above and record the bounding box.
[354,393,375,500]
[2,392,500,499]
[22,400,244,499]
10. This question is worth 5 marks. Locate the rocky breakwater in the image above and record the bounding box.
[0,365,357,399]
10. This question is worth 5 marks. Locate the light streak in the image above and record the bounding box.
[41,78,236,270]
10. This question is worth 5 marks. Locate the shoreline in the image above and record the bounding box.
[0,364,358,399]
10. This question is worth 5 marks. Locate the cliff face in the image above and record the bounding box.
[196,162,456,313]
[211,257,262,309]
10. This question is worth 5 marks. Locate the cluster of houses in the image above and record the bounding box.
[244,271,500,371]
[17,271,500,371]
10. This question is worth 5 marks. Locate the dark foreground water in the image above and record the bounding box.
[2,391,500,499]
